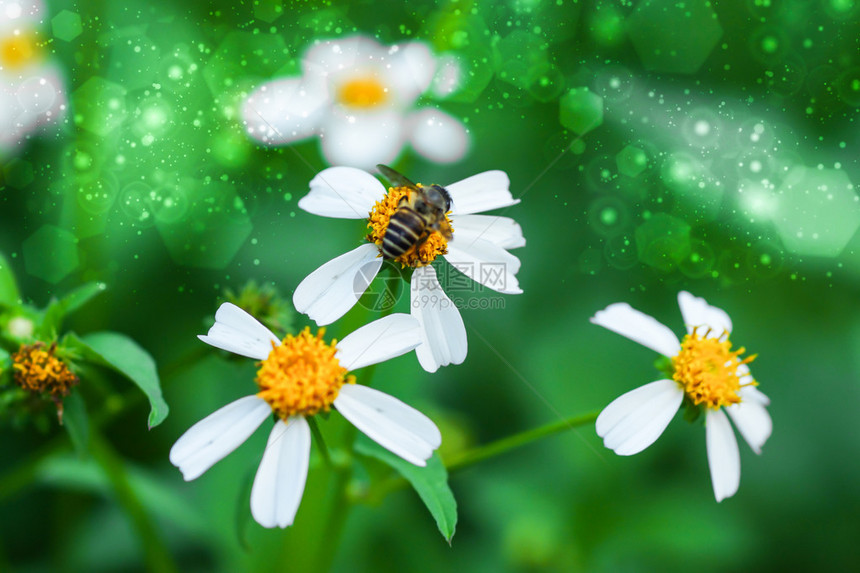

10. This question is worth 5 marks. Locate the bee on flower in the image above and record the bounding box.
[590,291,772,502]
[241,35,469,169]
[0,0,67,154]
[292,165,525,372]
[169,303,442,528]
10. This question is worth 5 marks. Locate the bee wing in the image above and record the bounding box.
[377,164,419,190]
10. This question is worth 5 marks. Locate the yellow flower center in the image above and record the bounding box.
[338,77,388,108]
[671,330,757,410]
[0,32,41,70]
[255,327,354,419]
[366,184,452,268]
[12,342,78,398]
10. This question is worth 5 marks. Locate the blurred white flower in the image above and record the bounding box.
[293,166,524,373]
[0,0,66,153]
[242,35,469,169]
[591,291,772,502]
[170,303,441,528]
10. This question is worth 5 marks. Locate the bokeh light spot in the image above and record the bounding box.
[635,213,692,271]
[774,166,860,258]
[156,181,252,269]
[22,225,79,284]
[72,77,128,136]
[3,158,34,188]
[559,87,603,135]
[77,174,119,215]
[51,10,83,42]
[626,0,723,74]
[679,240,715,278]
[616,145,648,177]
[254,0,284,23]
[588,196,629,238]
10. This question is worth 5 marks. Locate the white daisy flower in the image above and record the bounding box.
[590,291,772,502]
[169,303,441,528]
[0,0,66,154]
[293,165,525,372]
[241,35,469,169]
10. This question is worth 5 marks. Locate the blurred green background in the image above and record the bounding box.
[2,0,860,571]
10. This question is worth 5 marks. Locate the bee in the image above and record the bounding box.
[377,164,454,261]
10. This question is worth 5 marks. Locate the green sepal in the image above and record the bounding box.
[355,434,458,544]
[66,332,169,429]
[654,355,674,378]
[682,397,704,424]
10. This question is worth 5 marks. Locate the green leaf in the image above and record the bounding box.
[77,332,169,429]
[0,251,19,308]
[62,391,90,456]
[41,282,105,336]
[60,282,106,314]
[356,435,458,543]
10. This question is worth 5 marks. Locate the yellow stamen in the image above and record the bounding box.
[0,32,42,70]
[255,327,354,419]
[338,77,388,108]
[672,329,757,410]
[366,184,453,268]
[12,342,79,423]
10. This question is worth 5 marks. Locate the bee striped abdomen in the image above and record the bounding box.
[382,208,426,259]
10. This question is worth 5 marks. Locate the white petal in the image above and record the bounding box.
[320,108,405,170]
[303,36,384,77]
[429,53,462,98]
[726,388,772,454]
[445,171,519,215]
[335,384,440,466]
[706,409,741,502]
[169,396,271,481]
[383,41,436,104]
[740,384,770,406]
[336,314,422,371]
[250,417,311,528]
[677,291,733,339]
[198,302,280,360]
[4,0,43,21]
[444,237,522,294]
[406,108,470,164]
[736,363,754,387]
[16,68,65,126]
[242,77,327,145]
[293,244,382,326]
[410,266,467,372]
[596,379,683,456]
[299,166,386,219]
[450,214,525,250]
[590,302,682,358]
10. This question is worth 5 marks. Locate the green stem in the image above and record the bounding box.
[445,411,600,473]
[310,461,353,572]
[366,411,600,500]
[307,416,333,469]
[89,432,178,573]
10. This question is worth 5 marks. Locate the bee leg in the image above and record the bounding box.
[414,232,430,250]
